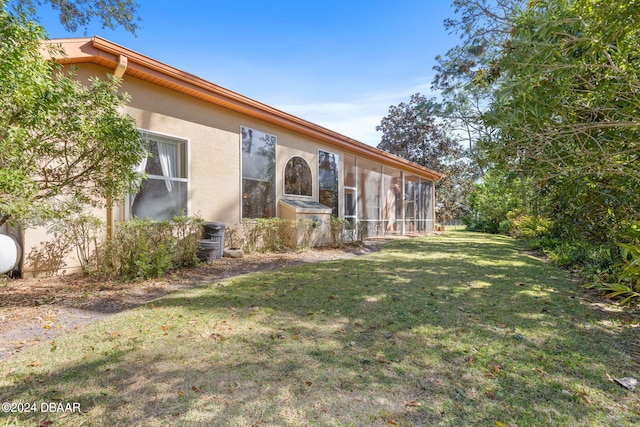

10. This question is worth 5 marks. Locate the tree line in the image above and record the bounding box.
[376,0,639,302]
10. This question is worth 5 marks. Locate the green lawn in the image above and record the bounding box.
[1,231,638,426]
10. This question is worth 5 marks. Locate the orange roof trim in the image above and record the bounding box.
[47,36,444,181]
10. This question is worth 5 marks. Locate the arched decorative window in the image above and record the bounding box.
[284,156,312,196]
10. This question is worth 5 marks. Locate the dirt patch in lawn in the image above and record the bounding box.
[0,242,385,361]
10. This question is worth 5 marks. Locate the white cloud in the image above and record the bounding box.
[276,82,438,147]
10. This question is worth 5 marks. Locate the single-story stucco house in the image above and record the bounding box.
[4,36,443,277]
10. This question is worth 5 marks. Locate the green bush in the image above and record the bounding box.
[505,211,552,239]
[172,215,204,268]
[544,241,588,267]
[241,218,324,253]
[587,226,640,305]
[329,217,352,248]
[235,217,360,253]
[57,213,104,274]
[96,215,203,279]
[543,239,613,272]
[241,218,296,253]
[462,171,525,234]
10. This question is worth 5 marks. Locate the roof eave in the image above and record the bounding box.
[46,36,445,181]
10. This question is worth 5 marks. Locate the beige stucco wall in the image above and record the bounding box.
[19,62,436,276]
[21,205,106,277]
[20,63,348,276]
[115,66,345,226]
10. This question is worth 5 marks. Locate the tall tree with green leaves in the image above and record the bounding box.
[376,93,475,223]
[0,2,145,227]
[432,0,521,166]
[7,0,141,34]
[481,0,640,242]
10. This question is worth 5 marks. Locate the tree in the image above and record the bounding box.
[7,0,141,34]
[481,0,640,242]
[462,169,525,234]
[0,4,146,227]
[376,93,475,223]
[432,0,521,167]
[437,0,640,243]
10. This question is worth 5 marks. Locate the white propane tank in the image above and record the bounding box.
[0,234,18,274]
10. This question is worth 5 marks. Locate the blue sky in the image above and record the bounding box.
[35,0,460,146]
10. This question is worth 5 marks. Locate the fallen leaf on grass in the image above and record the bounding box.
[39,421,54,427]
[387,419,398,425]
[191,385,202,393]
[376,355,391,364]
[161,325,168,331]
[405,400,421,407]
[305,381,313,387]
[209,333,226,341]
[43,324,52,329]
[577,392,592,405]
[30,360,41,367]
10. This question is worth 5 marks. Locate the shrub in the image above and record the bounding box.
[296,218,317,250]
[505,211,552,239]
[587,227,640,305]
[172,215,204,267]
[224,226,243,249]
[329,217,352,248]
[462,171,525,234]
[234,217,360,253]
[58,213,103,274]
[94,215,203,279]
[543,239,613,271]
[100,218,174,279]
[241,218,295,253]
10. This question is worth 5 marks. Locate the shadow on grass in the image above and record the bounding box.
[1,231,638,426]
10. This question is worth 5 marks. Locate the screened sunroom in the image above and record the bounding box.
[343,155,434,237]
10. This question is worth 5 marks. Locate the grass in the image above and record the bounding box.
[0,231,638,426]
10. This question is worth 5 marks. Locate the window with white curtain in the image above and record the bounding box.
[131,131,188,220]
